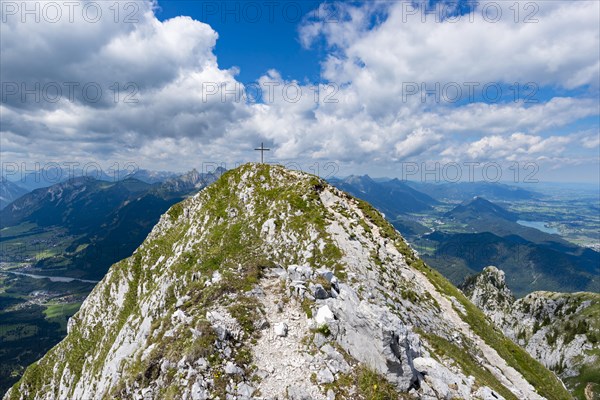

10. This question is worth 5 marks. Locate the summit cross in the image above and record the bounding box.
[254,142,270,163]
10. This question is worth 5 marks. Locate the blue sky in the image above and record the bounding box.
[1,0,599,183]
[156,0,324,83]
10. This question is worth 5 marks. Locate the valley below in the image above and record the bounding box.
[0,263,96,394]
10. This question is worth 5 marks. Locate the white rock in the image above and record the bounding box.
[274,322,288,337]
[326,389,336,400]
[171,309,191,325]
[288,265,313,281]
[315,305,335,325]
[211,271,222,284]
[413,357,472,399]
[474,386,506,400]
[176,295,191,308]
[195,358,208,371]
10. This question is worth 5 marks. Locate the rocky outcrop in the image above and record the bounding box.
[6,164,570,400]
[460,266,515,326]
[462,266,600,399]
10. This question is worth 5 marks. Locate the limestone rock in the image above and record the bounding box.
[274,322,288,337]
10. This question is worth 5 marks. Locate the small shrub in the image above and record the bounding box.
[546,329,558,347]
[356,366,399,400]
[314,324,331,336]
[301,298,313,318]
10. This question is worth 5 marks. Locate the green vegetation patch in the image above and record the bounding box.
[418,329,518,400]
[43,302,81,331]
[167,203,183,221]
[326,365,407,400]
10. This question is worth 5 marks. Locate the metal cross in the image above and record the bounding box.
[254,142,270,163]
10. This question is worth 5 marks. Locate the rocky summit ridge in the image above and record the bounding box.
[6,164,570,400]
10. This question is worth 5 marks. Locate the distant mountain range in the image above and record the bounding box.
[123,169,179,184]
[0,177,28,210]
[328,175,437,217]
[421,229,599,296]
[0,167,180,211]
[1,177,152,230]
[405,180,542,202]
[3,167,120,192]
[0,168,224,280]
[3,167,181,192]
[0,167,190,210]
[444,197,578,248]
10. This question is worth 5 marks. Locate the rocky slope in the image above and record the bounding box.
[461,266,600,399]
[6,164,570,400]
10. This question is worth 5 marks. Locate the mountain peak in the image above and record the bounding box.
[344,174,374,185]
[446,196,518,222]
[460,266,515,325]
[7,163,569,400]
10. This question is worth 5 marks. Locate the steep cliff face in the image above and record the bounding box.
[6,164,570,400]
[462,266,600,400]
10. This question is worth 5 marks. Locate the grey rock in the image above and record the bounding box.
[313,333,328,349]
[224,361,243,375]
[304,293,316,301]
[160,360,173,374]
[176,295,191,308]
[316,269,335,283]
[327,284,420,391]
[254,318,269,330]
[317,367,335,384]
[141,387,153,399]
[288,265,313,281]
[321,344,351,374]
[286,385,312,400]
[463,266,600,384]
[312,284,330,300]
[194,358,208,371]
[237,382,255,398]
[191,381,208,400]
[227,208,238,218]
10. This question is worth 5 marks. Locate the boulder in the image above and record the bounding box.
[274,322,288,337]
[315,305,335,325]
